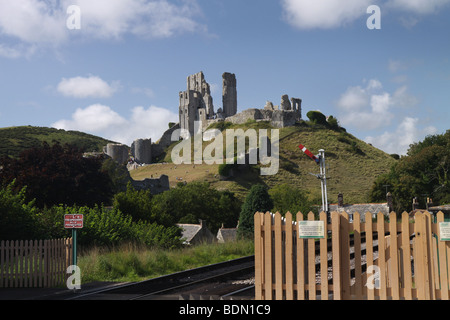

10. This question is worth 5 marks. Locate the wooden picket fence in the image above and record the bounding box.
[0,238,73,288]
[254,210,450,300]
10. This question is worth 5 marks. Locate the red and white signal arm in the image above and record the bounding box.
[64,214,84,229]
[298,144,320,164]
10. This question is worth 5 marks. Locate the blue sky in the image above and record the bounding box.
[0,0,449,155]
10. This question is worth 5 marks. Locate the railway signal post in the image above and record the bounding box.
[298,144,329,215]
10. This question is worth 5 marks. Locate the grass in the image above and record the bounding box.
[77,240,255,283]
[131,121,396,204]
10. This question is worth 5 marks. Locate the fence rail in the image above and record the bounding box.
[0,238,73,288]
[254,210,450,300]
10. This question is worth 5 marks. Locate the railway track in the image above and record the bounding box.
[66,256,255,301]
[58,231,402,301]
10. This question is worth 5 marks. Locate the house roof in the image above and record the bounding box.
[428,205,450,212]
[177,224,202,243]
[217,228,237,242]
[328,203,390,215]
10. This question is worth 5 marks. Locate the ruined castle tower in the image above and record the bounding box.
[222,72,237,118]
[106,143,129,164]
[132,138,152,164]
[179,71,214,137]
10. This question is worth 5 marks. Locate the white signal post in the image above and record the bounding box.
[318,149,329,214]
[298,145,329,214]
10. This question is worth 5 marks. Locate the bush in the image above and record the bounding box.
[113,182,154,222]
[151,182,241,233]
[269,184,313,220]
[0,182,39,240]
[327,115,340,130]
[307,111,328,126]
[45,205,183,249]
[238,184,273,238]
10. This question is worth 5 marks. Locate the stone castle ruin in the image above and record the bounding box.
[179,71,302,137]
[105,70,303,167]
[179,72,238,137]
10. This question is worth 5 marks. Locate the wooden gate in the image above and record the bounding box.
[254,211,450,300]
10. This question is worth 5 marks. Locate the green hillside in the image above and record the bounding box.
[0,126,116,158]
[131,121,397,205]
[264,123,396,204]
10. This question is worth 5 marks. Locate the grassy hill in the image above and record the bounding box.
[130,121,397,205]
[0,126,116,158]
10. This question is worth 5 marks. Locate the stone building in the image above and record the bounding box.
[328,193,390,223]
[105,143,129,164]
[131,138,152,164]
[177,220,215,245]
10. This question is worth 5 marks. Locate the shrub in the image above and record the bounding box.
[151,182,241,233]
[269,184,313,219]
[40,205,183,249]
[306,111,328,126]
[0,182,39,240]
[238,184,273,238]
[113,182,154,222]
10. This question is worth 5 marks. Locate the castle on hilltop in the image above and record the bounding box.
[105,71,303,167]
[179,71,302,137]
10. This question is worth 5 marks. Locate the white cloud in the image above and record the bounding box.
[57,76,119,98]
[281,0,374,29]
[71,0,205,39]
[337,79,433,155]
[337,79,420,131]
[52,104,178,145]
[52,104,127,132]
[0,0,206,57]
[386,0,450,14]
[365,117,438,155]
[0,0,67,44]
[337,79,395,130]
[280,0,450,30]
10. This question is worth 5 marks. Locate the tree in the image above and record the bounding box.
[370,130,450,211]
[269,184,313,219]
[327,115,340,130]
[238,184,273,238]
[113,182,154,222]
[0,142,114,208]
[0,182,39,240]
[150,182,241,233]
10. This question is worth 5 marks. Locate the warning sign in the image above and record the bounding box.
[298,221,325,239]
[64,214,83,229]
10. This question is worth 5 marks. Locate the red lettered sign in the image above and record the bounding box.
[64,214,83,229]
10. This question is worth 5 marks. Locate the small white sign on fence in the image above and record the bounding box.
[439,222,450,241]
[298,221,325,239]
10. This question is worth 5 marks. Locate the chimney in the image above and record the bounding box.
[387,192,393,213]
[412,197,419,211]
[338,193,344,207]
[426,198,433,211]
